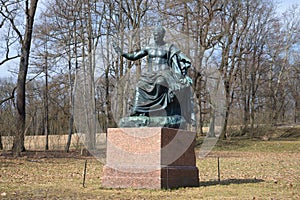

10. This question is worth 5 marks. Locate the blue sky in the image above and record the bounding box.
[276,0,299,14]
[0,0,299,79]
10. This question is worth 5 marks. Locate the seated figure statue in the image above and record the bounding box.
[114,26,193,128]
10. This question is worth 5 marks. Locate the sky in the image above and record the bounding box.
[0,0,299,79]
[276,0,299,14]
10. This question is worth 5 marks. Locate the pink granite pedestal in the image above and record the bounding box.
[101,127,199,189]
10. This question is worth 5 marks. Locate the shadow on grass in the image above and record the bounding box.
[200,178,264,187]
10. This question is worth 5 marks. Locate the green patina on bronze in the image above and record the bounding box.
[114,26,193,128]
[119,115,187,129]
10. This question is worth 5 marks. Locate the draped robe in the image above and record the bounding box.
[123,43,193,122]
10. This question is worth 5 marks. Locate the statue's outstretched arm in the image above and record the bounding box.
[112,42,147,61]
[122,49,148,61]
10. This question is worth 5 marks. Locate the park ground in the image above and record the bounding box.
[0,126,300,199]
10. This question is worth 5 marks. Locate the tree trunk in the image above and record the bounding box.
[249,79,256,138]
[220,82,231,140]
[0,135,3,150]
[65,7,78,152]
[65,58,75,153]
[295,101,300,123]
[105,9,116,130]
[12,66,27,155]
[105,64,117,129]
[44,51,49,150]
[86,2,96,150]
[12,0,39,156]
[220,105,229,140]
[65,114,74,152]
[197,102,204,136]
[207,108,216,137]
[242,97,250,136]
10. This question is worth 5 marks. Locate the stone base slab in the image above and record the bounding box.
[102,127,199,189]
[102,165,199,189]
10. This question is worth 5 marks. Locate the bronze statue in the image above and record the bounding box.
[114,26,193,127]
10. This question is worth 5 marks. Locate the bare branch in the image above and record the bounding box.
[0,86,16,106]
[0,0,23,43]
[0,17,5,28]
[0,55,20,65]
[0,70,43,106]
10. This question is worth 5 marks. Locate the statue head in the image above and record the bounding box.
[153,26,166,44]
[154,26,165,36]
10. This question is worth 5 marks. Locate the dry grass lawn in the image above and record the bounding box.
[1,138,299,199]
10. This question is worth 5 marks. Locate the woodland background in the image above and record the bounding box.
[0,0,299,155]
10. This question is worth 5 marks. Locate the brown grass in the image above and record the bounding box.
[1,139,299,199]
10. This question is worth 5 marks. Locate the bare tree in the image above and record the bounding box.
[263,4,300,125]
[0,0,39,155]
[39,0,83,152]
[32,15,51,150]
[233,0,276,137]
[215,0,272,139]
